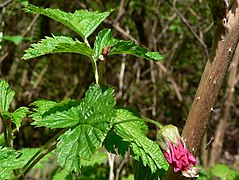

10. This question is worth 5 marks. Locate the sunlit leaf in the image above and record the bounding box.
[22,35,93,60]
[93,29,163,61]
[30,84,116,172]
[24,4,113,40]
[93,28,115,60]
[0,80,15,114]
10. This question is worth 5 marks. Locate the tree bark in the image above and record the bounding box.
[165,0,239,179]
[209,39,239,167]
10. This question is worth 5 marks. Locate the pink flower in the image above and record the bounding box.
[163,138,196,172]
[157,125,200,178]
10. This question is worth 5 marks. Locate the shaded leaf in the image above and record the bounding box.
[3,107,29,130]
[24,4,113,40]
[22,35,93,60]
[103,129,130,156]
[0,80,15,114]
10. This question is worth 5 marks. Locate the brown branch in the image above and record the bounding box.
[165,0,239,179]
[209,40,239,167]
[165,0,209,57]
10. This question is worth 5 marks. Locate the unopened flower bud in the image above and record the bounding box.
[156,125,180,152]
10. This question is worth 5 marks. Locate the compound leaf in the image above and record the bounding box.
[24,4,113,40]
[0,80,15,114]
[93,29,163,61]
[113,109,168,173]
[22,35,93,60]
[55,84,116,172]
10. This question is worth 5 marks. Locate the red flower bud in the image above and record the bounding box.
[157,125,200,178]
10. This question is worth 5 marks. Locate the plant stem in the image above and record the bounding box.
[21,128,66,177]
[84,38,100,84]
[20,144,56,178]
[1,117,10,147]
[91,58,99,84]
[114,117,163,129]
[98,60,106,85]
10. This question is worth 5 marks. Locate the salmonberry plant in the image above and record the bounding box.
[0,4,199,179]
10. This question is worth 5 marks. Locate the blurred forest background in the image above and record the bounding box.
[0,0,239,179]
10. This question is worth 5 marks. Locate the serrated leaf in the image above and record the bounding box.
[31,99,82,128]
[24,4,113,40]
[0,80,15,114]
[93,29,163,61]
[35,84,116,172]
[31,85,115,129]
[113,109,168,173]
[3,107,29,130]
[93,28,115,60]
[0,146,23,180]
[22,35,93,60]
[109,40,163,61]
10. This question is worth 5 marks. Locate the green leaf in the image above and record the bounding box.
[104,130,130,156]
[0,80,15,114]
[31,99,82,128]
[0,146,23,180]
[81,150,107,167]
[35,84,116,172]
[93,29,163,61]
[3,107,29,130]
[31,85,115,129]
[93,28,115,60]
[24,4,113,40]
[52,168,70,180]
[113,109,168,173]
[22,35,93,60]
[109,40,163,61]
[2,35,23,45]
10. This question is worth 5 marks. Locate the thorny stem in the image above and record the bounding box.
[20,128,66,177]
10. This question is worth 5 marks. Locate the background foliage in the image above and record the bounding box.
[0,0,239,179]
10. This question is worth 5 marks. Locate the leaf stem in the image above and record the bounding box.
[91,58,99,84]
[114,117,163,129]
[1,116,10,147]
[98,60,106,85]
[21,128,66,177]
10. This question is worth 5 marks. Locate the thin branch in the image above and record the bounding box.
[0,0,13,9]
[166,0,209,58]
